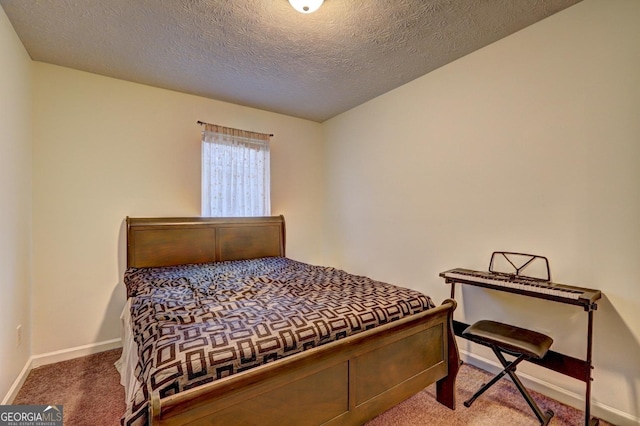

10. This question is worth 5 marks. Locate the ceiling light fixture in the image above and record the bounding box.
[288,0,324,14]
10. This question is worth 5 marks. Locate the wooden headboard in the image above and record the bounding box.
[126,216,286,268]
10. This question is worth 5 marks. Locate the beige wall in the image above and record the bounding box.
[31,63,325,354]
[0,8,32,401]
[324,0,640,423]
[5,0,640,423]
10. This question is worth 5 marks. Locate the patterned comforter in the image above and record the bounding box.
[121,257,434,425]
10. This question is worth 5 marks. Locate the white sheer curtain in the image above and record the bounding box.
[201,124,271,217]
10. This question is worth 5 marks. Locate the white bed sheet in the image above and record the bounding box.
[114,297,142,403]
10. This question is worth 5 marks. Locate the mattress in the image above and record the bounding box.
[119,257,434,425]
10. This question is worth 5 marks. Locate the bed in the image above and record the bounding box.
[119,215,459,425]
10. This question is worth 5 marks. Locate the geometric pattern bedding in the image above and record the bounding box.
[121,257,434,425]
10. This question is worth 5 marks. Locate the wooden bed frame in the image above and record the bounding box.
[126,215,459,425]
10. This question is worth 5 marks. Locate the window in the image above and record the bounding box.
[201,123,271,217]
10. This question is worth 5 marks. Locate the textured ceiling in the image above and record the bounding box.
[1,0,581,122]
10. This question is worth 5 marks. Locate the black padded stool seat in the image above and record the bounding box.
[463,320,553,359]
[462,320,555,426]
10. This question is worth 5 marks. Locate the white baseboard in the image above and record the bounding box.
[1,357,33,405]
[461,350,640,426]
[30,338,122,368]
[2,338,122,404]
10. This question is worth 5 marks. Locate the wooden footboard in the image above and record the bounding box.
[149,299,459,425]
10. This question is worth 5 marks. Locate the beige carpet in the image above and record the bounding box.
[13,349,608,425]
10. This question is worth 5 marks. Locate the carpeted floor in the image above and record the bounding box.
[13,349,125,426]
[13,349,608,425]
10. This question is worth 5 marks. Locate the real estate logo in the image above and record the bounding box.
[0,405,63,426]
